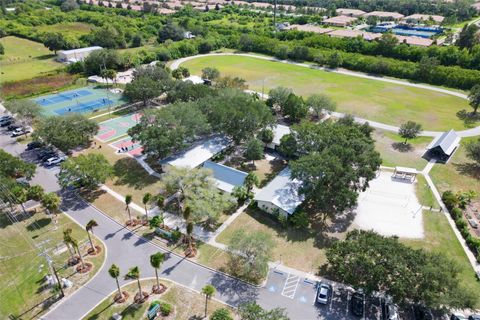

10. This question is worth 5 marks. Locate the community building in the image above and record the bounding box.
[285,24,334,34]
[203,161,248,193]
[159,135,231,170]
[363,11,405,20]
[266,124,291,150]
[424,129,460,163]
[336,8,366,17]
[323,15,358,27]
[403,14,445,24]
[57,46,102,63]
[254,167,304,217]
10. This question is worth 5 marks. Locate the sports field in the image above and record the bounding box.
[110,136,144,156]
[181,55,471,131]
[33,87,126,116]
[96,113,141,142]
[0,36,62,83]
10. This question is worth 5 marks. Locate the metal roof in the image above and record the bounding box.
[272,124,291,146]
[427,129,460,156]
[203,161,247,193]
[160,135,230,169]
[59,46,102,55]
[254,167,304,215]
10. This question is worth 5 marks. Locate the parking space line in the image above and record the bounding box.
[281,274,300,299]
[329,283,335,310]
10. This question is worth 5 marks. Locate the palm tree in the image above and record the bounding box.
[202,284,216,317]
[63,228,75,261]
[108,264,122,300]
[85,219,98,254]
[244,172,259,193]
[125,194,133,224]
[149,252,165,292]
[156,195,165,223]
[186,221,194,255]
[71,237,85,270]
[128,266,143,300]
[142,193,152,222]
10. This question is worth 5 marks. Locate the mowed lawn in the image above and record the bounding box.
[36,22,92,37]
[0,36,63,83]
[430,137,480,195]
[403,211,480,307]
[182,55,470,131]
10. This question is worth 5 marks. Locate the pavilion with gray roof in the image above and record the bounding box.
[425,129,460,163]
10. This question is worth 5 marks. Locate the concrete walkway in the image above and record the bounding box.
[172,53,480,138]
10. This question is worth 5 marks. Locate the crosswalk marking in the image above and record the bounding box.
[281,274,300,299]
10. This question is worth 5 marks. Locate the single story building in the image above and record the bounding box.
[57,46,102,63]
[254,167,304,217]
[403,14,445,24]
[323,15,358,27]
[395,35,434,47]
[328,29,382,41]
[203,160,248,193]
[266,124,290,149]
[424,129,460,163]
[363,11,405,20]
[159,135,231,170]
[336,8,366,17]
[286,24,334,34]
[183,75,204,84]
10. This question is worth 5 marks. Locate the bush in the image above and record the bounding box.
[210,307,233,320]
[171,229,182,243]
[455,218,468,230]
[160,302,172,316]
[289,210,309,229]
[450,207,463,220]
[442,190,458,210]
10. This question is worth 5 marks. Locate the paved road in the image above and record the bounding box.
[0,125,368,319]
[172,53,480,138]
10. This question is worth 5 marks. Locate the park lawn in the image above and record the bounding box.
[373,129,431,170]
[84,278,234,320]
[0,210,105,319]
[415,174,440,210]
[430,137,480,195]
[402,211,480,307]
[0,36,63,83]
[36,22,92,37]
[216,207,343,273]
[182,55,471,131]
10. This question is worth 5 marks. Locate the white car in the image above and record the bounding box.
[45,156,66,166]
[11,126,32,137]
[316,282,331,305]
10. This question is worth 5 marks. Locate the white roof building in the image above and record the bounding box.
[425,129,460,162]
[57,46,102,63]
[183,75,204,84]
[267,124,291,149]
[254,167,304,217]
[160,135,231,170]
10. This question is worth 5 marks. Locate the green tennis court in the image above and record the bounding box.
[33,86,126,116]
[96,112,142,142]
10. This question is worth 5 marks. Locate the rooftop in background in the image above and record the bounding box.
[160,135,231,169]
[269,124,291,148]
[328,29,382,41]
[323,15,358,26]
[203,161,248,193]
[183,75,204,84]
[364,11,405,19]
[336,8,366,17]
[403,14,445,23]
[395,35,434,46]
[254,167,304,215]
[286,24,334,34]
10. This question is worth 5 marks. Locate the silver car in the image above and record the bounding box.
[316,282,331,305]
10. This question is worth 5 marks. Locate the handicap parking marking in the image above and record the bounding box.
[281,274,300,299]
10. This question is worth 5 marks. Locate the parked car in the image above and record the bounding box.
[0,115,12,121]
[413,305,433,320]
[469,315,480,320]
[11,126,32,137]
[316,282,331,305]
[37,148,57,161]
[383,302,399,320]
[7,124,20,131]
[468,218,478,229]
[0,119,14,127]
[351,289,365,317]
[451,313,467,320]
[26,141,44,150]
[45,156,66,166]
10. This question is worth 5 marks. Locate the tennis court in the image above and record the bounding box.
[110,136,143,157]
[33,87,126,116]
[96,113,142,142]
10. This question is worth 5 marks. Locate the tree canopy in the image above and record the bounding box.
[58,153,113,190]
[398,121,422,144]
[326,230,476,309]
[238,302,289,320]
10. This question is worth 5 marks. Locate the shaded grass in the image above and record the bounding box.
[402,211,480,307]
[0,36,63,83]
[182,55,472,131]
[0,210,105,319]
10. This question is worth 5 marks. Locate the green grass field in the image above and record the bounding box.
[0,210,104,319]
[0,36,63,83]
[36,22,92,37]
[182,55,471,131]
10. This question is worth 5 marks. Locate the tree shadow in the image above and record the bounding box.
[26,217,52,231]
[113,158,159,189]
[35,54,56,61]
[209,272,259,306]
[392,142,413,153]
[456,109,480,128]
[453,162,480,180]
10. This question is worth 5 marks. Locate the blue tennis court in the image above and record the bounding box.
[33,86,127,116]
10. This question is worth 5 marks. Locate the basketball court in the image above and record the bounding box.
[33,87,126,116]
[110,136,143,157]
[353,170,424,239]
[95,113,142,142]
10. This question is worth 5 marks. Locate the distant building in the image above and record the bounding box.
[336,8,366,17]
[323,15,358,27]
[328,29,382,41]
[203,161,247,193]
[266,124,291,149]
[395,35,434,47]
[254,167,304,217]
[286,24,334,34]
[57,46,102,63]
[425,129,460,162]
[363,11,405,21]
[183,31,196,39]
[403,14,445,24]
[159,135,231,170]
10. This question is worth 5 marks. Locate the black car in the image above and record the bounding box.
[469,315,480,320]
[7,124,20,131]
[37,148,57,161]
[0,119,14,127]
[413,305,433,320]
[26,141,44,150]
[351,290,365,317]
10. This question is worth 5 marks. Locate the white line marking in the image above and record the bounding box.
[281,274,300,299]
